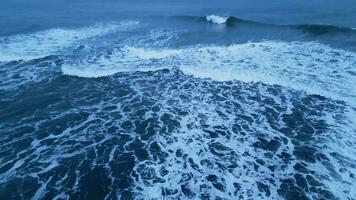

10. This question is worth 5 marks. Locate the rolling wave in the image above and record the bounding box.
[62,41,356,106]
[206,15,230,24]
[174,15,356,34]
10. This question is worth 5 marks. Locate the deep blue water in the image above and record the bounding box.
[0,0,356,199]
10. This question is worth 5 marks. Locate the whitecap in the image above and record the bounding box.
[206,15,230,24]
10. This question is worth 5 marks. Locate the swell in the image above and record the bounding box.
[173,15,356,34]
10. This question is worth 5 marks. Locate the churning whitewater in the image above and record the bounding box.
[0,10,356,200]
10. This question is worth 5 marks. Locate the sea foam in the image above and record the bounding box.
[62,41,356,105]
[0,22,139,62]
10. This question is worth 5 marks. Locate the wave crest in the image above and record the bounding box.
[176,15,356,34]
[206,15,230,24]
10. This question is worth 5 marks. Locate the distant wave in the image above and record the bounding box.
[174,15,356,34]
[206,15,230,24]
[173,15,242,24]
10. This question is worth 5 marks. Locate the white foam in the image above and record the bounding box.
[130,76,356,199]
[206,15,230,24]
[32,177,52,200]
[62,41,356,105]
[179,42,356,104]
[126,47,179,59]
[0,21,138,62]
[123,29,180,48]
[61,46,176,78]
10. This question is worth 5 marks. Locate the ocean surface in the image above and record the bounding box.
[1,0,356,199]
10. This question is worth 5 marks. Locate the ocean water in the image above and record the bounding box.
[1,0,356,199]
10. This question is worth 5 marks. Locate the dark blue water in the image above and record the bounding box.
[0,1,356,199]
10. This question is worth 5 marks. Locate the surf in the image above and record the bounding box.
[0,21,139,62]
[61,41,356,106]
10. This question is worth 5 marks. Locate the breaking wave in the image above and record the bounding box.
[175,15,356,34]
[206,15,230,24]
[62,41,356,105]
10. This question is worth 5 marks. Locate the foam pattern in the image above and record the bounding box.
[0,69,355,199]
[0,22,139,62]
[62,41,356,106]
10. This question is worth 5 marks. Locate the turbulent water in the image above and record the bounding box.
[1,0,356,199]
